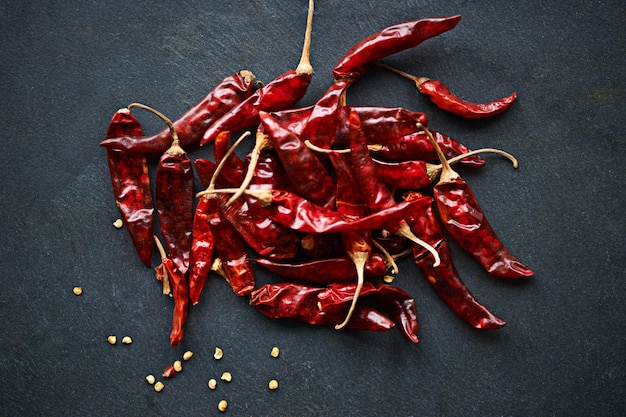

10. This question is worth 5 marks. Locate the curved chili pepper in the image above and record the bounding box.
[403,192,506,330]
[188,195,215,305]
[260,111,336,208]
[250,282,395,331]
[129,103,195,275]
[213,130,246,186]
[254,253,387,284]
[421,124,534,278]
[299,79,351,148]
[333,15,461,81]
[155,237,189,348]
[378,62,517,119]
[104,109,154,267]
[200,0,315,145]
[100,71,256,153]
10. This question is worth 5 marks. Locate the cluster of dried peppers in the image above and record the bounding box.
[101,1,533,348]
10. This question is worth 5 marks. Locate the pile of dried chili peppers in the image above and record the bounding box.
[101,1,533,348]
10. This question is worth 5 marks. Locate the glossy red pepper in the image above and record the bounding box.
[213,131,246,186]
[100,71,256,153]
[188,195,215,305]
[422,124,534,278]
[378,62,517,119]
[403,192,506,330]
[250,282,395,332]
[200,0,315,145]
[104,109,154,267]
[333,15,461,80]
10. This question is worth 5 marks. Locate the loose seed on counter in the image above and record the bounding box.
[72,287,83,296]
[183,350,193,361]
[270,346,280,358]
[113,219,124,229]
[383,275,395,283]
[154,381,165,392]
[208,379,217,390]
[268,379,279,390]
[107,335,117,345]
[146,375,156,385]
[122,336,132,345]
[214,347,223,360]
[173,360,183,372]
[218,400,228,412]
[220,372,232,382]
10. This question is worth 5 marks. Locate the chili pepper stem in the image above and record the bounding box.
[304,140,382,153]
[205,130,251,196]
[154,235,172,295]
[295,0,315,75]
[426,147,519,180]
[196,188,273,207]
[334,250,368,330]
[372,239,399,274]
[395,222,440,267]
[375,62,429,89]
[127,102,185,156]
[225,132,271,206]
[417,123,458,183]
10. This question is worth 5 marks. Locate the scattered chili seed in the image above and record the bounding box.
[154,381,165,392]
[122,336,132,345]
[183,350,193,361]
[208,379,217,390]
[113,218,124,229]
[173,360,183,372]
[268,379,279,390]
[214,347,223,360]
[107,335,117,345]
[72,287,83,296]
[383,275,395,283]
[270,347,280,358]
[162,365,177,378]
[217,399,228,412]
[220,372,232,382]
[146,375,156,385]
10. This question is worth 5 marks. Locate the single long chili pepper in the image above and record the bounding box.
[100,71,256,153]
[129,103,195,274]
[258,111,336,208]
[377,62,517,119]
[250,282,395,331]
[200,0,315,145]
[420,123,534,278]
[253,253,388,284]
[333,15,461,81]
[403,191,506,329]
[155,236,189,348]
[104,109,154,267]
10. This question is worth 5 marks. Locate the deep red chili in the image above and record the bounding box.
[333,15,461,81]
[104,109,155,267]
[100,71,256,153]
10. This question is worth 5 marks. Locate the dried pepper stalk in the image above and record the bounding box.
[104,108,154,267]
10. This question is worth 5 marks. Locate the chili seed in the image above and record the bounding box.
[113,219,124,229]
[183,350,193,361]
[107,335,117,345]
[383,275,395,283]
[270,347,280,358]
[154,381,164,392]
[208,379,217,390]
[268,379,279,390]
[72,286,83,296]
[122,336,132,345]
[173,360,183,372]
[220,372,232,382]
[214,347,223,360]
[217,400,228,412]
[146,375,156,385]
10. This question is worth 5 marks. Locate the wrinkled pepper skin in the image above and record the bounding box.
[105,109,154,267]
[161,257,189,348]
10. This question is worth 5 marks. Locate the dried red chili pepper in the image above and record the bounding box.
[162,365,177,378]
[128,103,194,274]
[250,282,395,332]
[213,131,247,186]
[104,109,154,267]
[200,0,315,145]
[299,233,345,259]
[333,15,461,81]
[188,194,215,305]
[421,123,534,278]
[100,71,256,153]
[253,253,388,284]
[378,63,517,119]
[403,192,506,330]
[154,236,189,348]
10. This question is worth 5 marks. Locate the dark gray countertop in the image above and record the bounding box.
[1,1,624,416]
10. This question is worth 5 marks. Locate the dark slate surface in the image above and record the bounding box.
[1,1,624,416]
